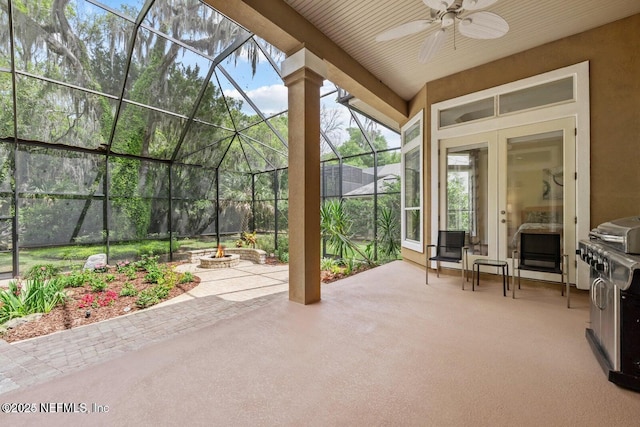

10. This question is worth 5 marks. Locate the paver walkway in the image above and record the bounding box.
[0,260,288,395]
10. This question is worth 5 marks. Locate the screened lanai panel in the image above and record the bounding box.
[236,135,272,172]
[277,169,288,200]
[16,146,105,195]
[219,170,251,200]
[0,72,12,138]
[320,134,336,160]
[351,110,401,151]
[220,38,287,117]
[343,196,375,242]
[144,0,248,60]
[254,171,275,201]
[321,159,341,198]
[276,200,288,232]
[218,139,252,172]
[18,198,104,246]
[172,198,216,237]
[179,136,233,167]
[15,76,116,149]
[107,158,169,241]
[0,142,13,218]
[0,0,9,69]
[108,157,169,198]
[174,121,234,162]
[241,119,288,169]
[11,0,134,96]
[172,164,216,199]
[215,69,264,131]
[111,102,185,159]
[125,28,212,117]
[171,164,217,237]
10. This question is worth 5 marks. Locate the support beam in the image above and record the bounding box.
[282,48,325,305]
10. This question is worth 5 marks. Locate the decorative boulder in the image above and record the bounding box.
[84,253,107,270]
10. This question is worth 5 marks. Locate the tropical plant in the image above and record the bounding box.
[0,278,67,324]
[320,200,374,266]
[377,207,401,259]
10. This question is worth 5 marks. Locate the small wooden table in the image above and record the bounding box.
[472,259,509,297]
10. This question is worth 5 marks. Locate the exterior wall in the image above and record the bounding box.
[403,13,640,265]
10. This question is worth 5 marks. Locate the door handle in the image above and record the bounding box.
[500,210,506,215]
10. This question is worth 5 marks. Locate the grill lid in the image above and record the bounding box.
[589,216,640,254]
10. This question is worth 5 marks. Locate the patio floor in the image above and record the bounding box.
[1,260,640,426]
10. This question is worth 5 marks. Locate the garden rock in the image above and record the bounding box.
[84,253,107,270]
[0,313,43,334]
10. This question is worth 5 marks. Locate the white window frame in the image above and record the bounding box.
[401,111,424,252]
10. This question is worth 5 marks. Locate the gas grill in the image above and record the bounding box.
[578,216,640,391]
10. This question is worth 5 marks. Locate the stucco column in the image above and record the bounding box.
[282,48,326,305]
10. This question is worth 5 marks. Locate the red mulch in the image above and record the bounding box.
[0,262,199,343]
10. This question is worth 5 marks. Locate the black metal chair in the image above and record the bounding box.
[426,230,469,288]
[512,232,570,308]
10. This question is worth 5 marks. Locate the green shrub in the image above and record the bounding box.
[135,282,173,308]
[135,288,159,308]
[256,235,275,255]
[89,276,108,292]
[60,268,91,288]
[144,267,163,284]
[152,283,172,299]
[321,257,339,271]
[24,264,60,281]
[134,253,160,272]
[119,282,139,297]
[179,271,194,284]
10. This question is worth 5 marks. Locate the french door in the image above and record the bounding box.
[439,117,576,281]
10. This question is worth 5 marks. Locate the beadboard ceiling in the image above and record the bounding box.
[283,0,640,100]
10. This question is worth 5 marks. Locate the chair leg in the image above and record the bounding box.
[436,261,440,278]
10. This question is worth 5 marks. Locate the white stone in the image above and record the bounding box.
[84,253,107,270]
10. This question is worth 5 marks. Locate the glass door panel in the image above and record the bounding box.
[446,144,489,256]
[498,117,576,280]
[505,131,564,256]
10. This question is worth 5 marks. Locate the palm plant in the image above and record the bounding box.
[377,207,400,259]
[320,200,374,266]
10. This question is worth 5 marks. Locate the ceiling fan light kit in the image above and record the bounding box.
[376,0,509,63]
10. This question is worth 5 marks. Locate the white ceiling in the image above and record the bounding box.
[283,0,640,100]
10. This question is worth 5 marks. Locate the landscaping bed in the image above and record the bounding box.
[0,256,199,343]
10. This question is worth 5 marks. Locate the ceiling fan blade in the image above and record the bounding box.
[458,12,509,39]
[418,29,448,63]
[461,0,499,11]
[375,20,432,42]
[423,0,455,12]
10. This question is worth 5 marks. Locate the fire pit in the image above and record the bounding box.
[199,245,240,269]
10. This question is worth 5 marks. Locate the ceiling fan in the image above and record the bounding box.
[375,0,509,63]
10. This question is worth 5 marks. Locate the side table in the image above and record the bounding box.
[471,259,509,297]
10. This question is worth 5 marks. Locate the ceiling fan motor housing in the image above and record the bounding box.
[441,11,457,27]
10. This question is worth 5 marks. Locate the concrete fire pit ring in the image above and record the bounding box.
[199,253,240,269]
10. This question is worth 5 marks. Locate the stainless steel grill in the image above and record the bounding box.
[578,216,640,392]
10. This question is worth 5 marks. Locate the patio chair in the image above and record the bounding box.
[426,230,469,287]
[512,232,570,308]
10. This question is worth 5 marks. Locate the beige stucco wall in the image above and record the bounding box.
[402,13,640,265]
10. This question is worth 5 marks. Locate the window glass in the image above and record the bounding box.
[439,97,494,128]
[499,77,574,114]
